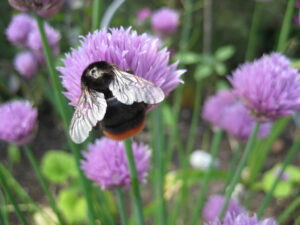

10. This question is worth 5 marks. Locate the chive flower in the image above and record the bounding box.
[8,0,64,18]
[229,53,300,122]
[206,212,277,225]
[14,51,38,78]
[203,195,244,222]
[202,90,271,140]
[6,13,34,47]
[136,8,151,24]
[0,100,38,145]
[58,27,184,106]
[151,7,179,37]
[81,137,151,190]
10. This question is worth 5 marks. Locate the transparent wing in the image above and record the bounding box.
[69,88,107,144]
[108,68,165,105]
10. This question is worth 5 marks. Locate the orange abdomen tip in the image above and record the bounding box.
[103,118,146,140]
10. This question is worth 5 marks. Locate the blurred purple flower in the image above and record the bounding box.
[136,8,151,24]
[151,8,179,37]
[294,16,300,26]
[229,53,300,122]
[202,90,236,127]
[206,212,277,225]
[203,195,244,222]
[6,13,34,47]
[58,27,184,106]
[202,90,271,140]
[0,100,37,145]
[8,0,64,18]
[81,137,151,190]
[14,51,38,78]
[296,1,300,8]
[27,22,60,63]
[274,168,289,181]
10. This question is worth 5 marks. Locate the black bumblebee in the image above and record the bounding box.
[69,61,165,144]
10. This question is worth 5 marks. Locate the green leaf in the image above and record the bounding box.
[174,51,202,65]
[162,103,175,127]
[41,150,78,184]
[215,45,235,61]
[58,189,87,224]
[194,64,213,81]
[215,62,227,76]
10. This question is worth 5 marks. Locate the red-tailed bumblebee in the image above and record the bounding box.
[69,61,165,144]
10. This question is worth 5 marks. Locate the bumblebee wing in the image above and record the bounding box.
[108,68,165,105]
[69,88,107,144]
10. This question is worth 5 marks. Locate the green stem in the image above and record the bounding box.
[124,139,145,225]
[153,106,167,225]
[180,0,194,50]
[218,122,260,220]
[257,136,300,219]
[23,146,65,225]
[278,196,300,224]
[245,2,262,60]
[277,0,296,52]
[92,0,102,30]
[190,130,223,225]
[115,188,128,225]
[0,166,29,225]
[35,15,97,225]
[0,189,10,225]
[222,142,243,194]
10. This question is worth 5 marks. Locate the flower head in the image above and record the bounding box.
[27,22,60,62]
[8,0,64,18]
[229,53,300,122]
[202,90,271,140]
[14,51,38,78]
[58,27,184,106]
[136,8,151,24]
[0,100,38,145]
[206,212,277,225]
[151,7,179,37]
[203,195,244,222]
[81,137,151,190]
[6,13,34,47]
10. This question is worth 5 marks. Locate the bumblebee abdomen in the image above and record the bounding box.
[101,97,147,139]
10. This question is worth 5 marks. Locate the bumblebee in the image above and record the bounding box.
[69,61,165,144]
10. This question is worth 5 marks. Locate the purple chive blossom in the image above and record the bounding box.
[294,16,300,26]
[202,90,236,127]
[206,212,278,225]
[27,22,60,63]
[296,1,300,8]
[202,90,271,140]
[81,137,151,190]
[229,53,300,122]
[0,100,37,145]
[14,51,38,78]
[136,8,151,24]
[8,0,64,18]
[151,8,179,37]
[6,13,34,47]
[58,27,184,106]
[203,195,244,222]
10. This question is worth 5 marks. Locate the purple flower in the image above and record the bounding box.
[202,90,271,140]
[229,53,300,122]
[0,100,37,145]
[151,7,179,37]
[14,51,38,78]
[202,90,236,127]
[8,0,64,18]
[136,8,151,24]
[58,27,184,106]
[6,13,34,47]
[27,22,60,62]
[296,1,300,8]
[203,195,244,222]
[206,212,278,225]
[294,16,300,26]
[81,137,151,190]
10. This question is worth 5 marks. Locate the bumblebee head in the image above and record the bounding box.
[88,67,102,79]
